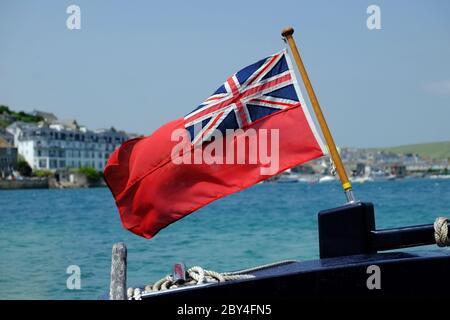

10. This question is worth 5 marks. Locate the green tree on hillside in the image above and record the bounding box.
[17,156,32,177]
[0,104,44,124]
[0,105,11,113]
[78,167,103,182]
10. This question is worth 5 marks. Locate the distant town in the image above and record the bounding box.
[0,105,137,189]
[0,105,449,189]
[278,145,449,184]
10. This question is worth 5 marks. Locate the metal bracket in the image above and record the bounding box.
[172,262,187,284]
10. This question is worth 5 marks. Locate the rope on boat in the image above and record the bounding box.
[434,217,450,247]
[329,157,337,176]
[127,260,297,300]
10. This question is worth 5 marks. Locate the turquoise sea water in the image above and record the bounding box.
[0,178,449,299]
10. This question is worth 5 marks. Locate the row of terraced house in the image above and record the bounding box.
[4,110,135,172]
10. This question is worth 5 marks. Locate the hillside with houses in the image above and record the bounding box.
[1,104,449,188]
[0,105,137,188]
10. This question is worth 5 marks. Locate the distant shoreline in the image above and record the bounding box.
[0,177,106,190]
[1,175,449,191]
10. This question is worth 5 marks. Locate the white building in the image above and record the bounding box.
[7,120,132,171]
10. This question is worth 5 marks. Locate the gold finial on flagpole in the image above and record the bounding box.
[282,26,355,203]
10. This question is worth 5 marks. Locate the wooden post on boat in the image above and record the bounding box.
[281,27,355,203]
[109,242,127,300]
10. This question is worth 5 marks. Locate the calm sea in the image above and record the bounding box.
[1,178,449,299]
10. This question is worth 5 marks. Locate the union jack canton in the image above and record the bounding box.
[184,49,303,145]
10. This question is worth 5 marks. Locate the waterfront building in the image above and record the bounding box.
[0,138,18,178]
[0,128,14,146]
[31,110,58,123]
[389,164,407,178]
[6,120,132,171]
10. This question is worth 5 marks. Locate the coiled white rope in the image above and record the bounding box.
[127,260,297,300]
[434,217,450,247]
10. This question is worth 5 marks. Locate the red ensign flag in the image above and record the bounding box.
[104,50,325,239]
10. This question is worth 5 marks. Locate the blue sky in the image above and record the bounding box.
[0,0,449,147]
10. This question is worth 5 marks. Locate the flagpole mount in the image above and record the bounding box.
[281,27,294,38]
[281,26,355,203]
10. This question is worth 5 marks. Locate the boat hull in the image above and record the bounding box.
[140,250,450,300]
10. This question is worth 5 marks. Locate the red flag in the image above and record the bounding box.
[104,50,325,239]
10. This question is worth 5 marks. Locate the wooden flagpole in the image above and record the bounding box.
[281,27,355,203]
